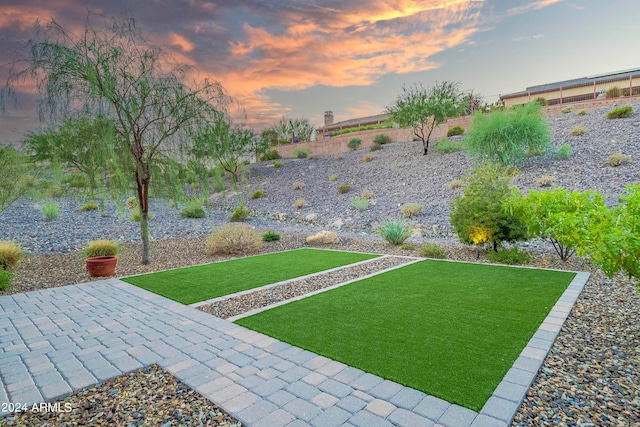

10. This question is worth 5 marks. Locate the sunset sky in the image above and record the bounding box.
[1,0,639,143]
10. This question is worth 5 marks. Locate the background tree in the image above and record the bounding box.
[386,81,468,155]
[464,101,551,166]
[2,15,230,264]
[0,147,35,215]
[272,117,315,143]
[450,162,527,252]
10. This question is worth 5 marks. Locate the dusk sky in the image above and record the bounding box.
[1,0,639,144]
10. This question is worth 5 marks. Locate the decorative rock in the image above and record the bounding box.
[306,230,340,245]
[278,213,288,221]
[305,213,318,222]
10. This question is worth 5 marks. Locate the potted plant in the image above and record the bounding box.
[85,239,121,277]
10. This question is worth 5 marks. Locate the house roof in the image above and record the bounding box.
[321,113,389,131]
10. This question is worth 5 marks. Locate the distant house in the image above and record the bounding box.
[500,68,640,107]
[320,110,389,136]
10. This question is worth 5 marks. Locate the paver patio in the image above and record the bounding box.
[0,267,589,426]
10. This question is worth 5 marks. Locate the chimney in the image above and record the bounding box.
[324,111,334,127]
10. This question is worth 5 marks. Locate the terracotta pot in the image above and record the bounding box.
[86,256,118,277]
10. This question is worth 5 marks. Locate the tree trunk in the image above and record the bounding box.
[136,176,151,265]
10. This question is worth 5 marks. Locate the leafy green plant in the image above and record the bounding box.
[41,202,60,221]
[569,125,586,136]
[79,200,99,212]
[434,139,463,154]
[485,247,531,265]
[251,190,266,199]
[205,224,262,255]
[400,203,422,218]
[0,268,11,291]
[556,143,573,160]
[606,153,632,167]
[85,239,121,258]
[561,106,573,114]
[0,241,24,269]
[420,242,446,259]
[230,202,250,221]
[337,182,351,194]
[292,147,311,159]
[181,200,205,218]
[328,174,337,182]
[126,196,138,210]
[370,142,383,151]
[293,198,306,209]
[607,106,633,119]
[605,86,621,98]
[292,181,305,190]
[447,126,465,137]
[362,153,374,163]
[261,149,281,161]
[534,97,547,106]
[273,161,284,169]
[262,231,281,242]
[373,134,391,145]
[351,197,369,211]
[347,138,362,151]
[464,102,551,166]
[375,219,414,245]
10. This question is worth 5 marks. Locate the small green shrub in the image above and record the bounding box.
[41,202,60,221]
[337,182,351,194]
[606,153,632,167]
[561,106,573,114]
[328,174,337,182]
[293,198,306,209]
[434,139,463,154]
[230,202,250,222]
[447,126,465,137]
[400,203,422,218]
[400,243,415,251]
[534,97,547,106]
[181,200,205,218]
[605,86,622,98]
[373,134,391,144]
[370,142,383,151]
[0,241,24,269]
[607,106,633,119]
[251,190,266,199]
[205,224,262,255]
[79,200,99,212]
[362,153,374,163]
[420,243,446,259]
[62,173,88,188]
[131,210,153,222]
[486,247,531,265]
[351,197,369,211]
[0,268,11,291]
[262,231,281,242]
[85,240,121,258]
[556,143,573,160]
[272,161,284,169]
[293,147,311,159]
[261,149,281,161]
[126,196,138,210]
[569,125,587,136]
[44,185,65,198]
[292,181,305,190]
[375,219,414,245]
[347,138,362,151]
[576,109,587,116]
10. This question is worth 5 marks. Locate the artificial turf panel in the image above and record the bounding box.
[122,248,379,305]
[235,259,576,412]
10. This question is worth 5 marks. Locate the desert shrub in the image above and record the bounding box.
[351,197,369,211]
[126,196,138,210]
[400,203,422,218]
[375,219,414,245]
[79,200,99,212]
[230,202,250,222]
[293,198,306,209]
[447,126,465,137]
[605,86,622,98]
[561,106,573,114]
[292,181,305,190]
[181,200,205,218]
[41,202,60,221]
[131,210,153,222]
[61,173,88,188]
[261,149,281,161]
[400,243,415,251]
[569,125,587,136]
[0,268,10,291]
[373,134,391,144]
[328,174,337,182]
[334,153,343,160]
[337,182,351,194]
[606,153,632,167]
[205,224,262,255]
[292,147,311,159]
[362,153,374,163]
[434,139,463,154]
[420,242,446,259]
[534,97,547,106]
[447,179,464,190]
[370,142,383,151]
[251,190,266,199]
[347,138,362,151]
[577,109,587,116]
[85,239,120,258]
[556,143,573,160]
[607,106,633,119]
[536,175,556,187]
[464,102,551,166]
[262,231,281,242]
[486,247,531,265]
[361,189,374,199]
[0,241,24,269]
[261,129,280,147]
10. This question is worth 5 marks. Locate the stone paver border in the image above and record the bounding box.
[0,264,589,426]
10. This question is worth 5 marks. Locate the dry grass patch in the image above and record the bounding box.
[606,153,632,167]
[293,198,306,209]
[291,181,305,190]
[536,175,556,187]
[205,224,262,256]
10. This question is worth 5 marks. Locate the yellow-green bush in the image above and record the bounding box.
[400,203,423,218]
[0,241,24,269]
[85,240,120,258]
[205,224,262,255]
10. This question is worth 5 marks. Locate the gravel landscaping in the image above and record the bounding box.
[1,102,639,425]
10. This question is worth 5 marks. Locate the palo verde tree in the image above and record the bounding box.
[386,81,468,155]
[0,147,35,215]
[2,15,230,264]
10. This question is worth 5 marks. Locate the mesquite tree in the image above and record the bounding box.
[2,15,229,264]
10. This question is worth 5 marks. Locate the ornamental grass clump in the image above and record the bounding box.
[85,239,121,258]
[351,197,369,211]
[0,241,24,269]
[569,125,587,136]
[375,219,414,245]
[79,200,99,212]
[347,138,362,151]
[606,153,632,167]
[400,203,422,218]
[251,190,266,199]
[337,182,351,194]
[41,202,60,221]
[180,199,205,218]
[556,143,573,160]
[205,224,262,256]
[230,202,250,222]
[420,242,446,259]
[607,106,633,119]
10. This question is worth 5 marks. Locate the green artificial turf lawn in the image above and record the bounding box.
[235,259,576,412]
[122,248,379,304]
